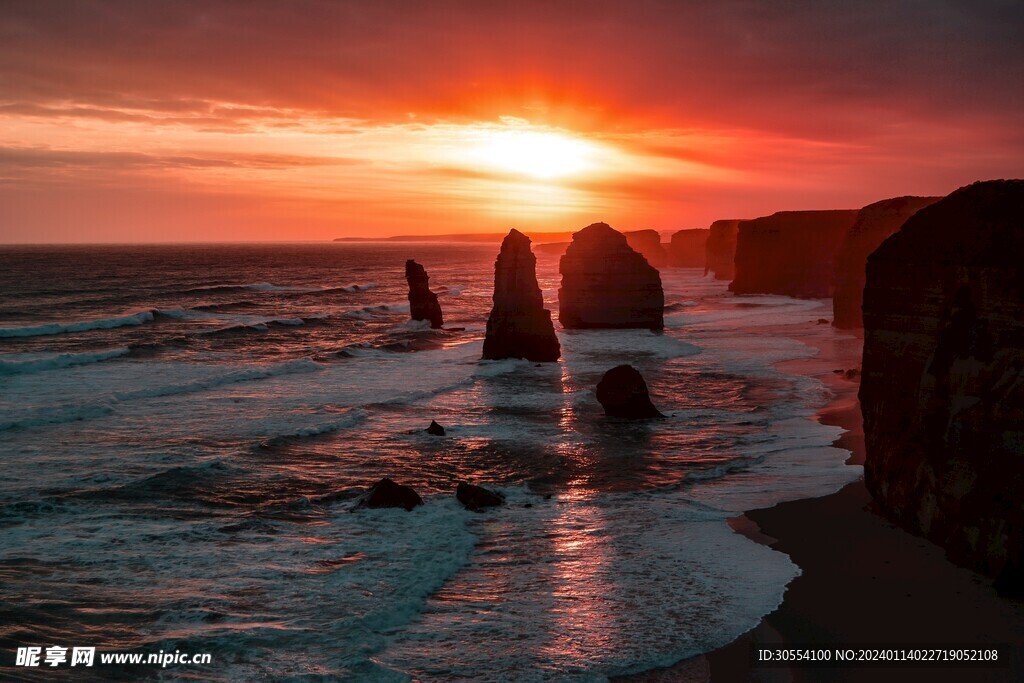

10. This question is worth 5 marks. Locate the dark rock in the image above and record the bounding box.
[482,229,561,362]
[559,223,664,330]
[860,179,1024,583]
[351,478,423,512]
[456,482,504,511]
[405,260,444,328]
[596,365,664,418]
[816,318,829,325]
[832,196,942,328]
[704,220,742,279]
[730,210,859,298]
[425,420,445,436]
[666,228,709,268]
[624,229,668,268]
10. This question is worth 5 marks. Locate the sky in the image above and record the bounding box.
[1,0,1023,243]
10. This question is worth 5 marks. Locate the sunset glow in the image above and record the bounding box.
[468,127,599,180]
[1,1,1022,242]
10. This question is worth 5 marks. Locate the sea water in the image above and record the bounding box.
[0,243,861,681]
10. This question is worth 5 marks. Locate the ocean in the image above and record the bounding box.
[0,243,861,681]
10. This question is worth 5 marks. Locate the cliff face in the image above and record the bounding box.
[832,196,942,329]
[559,223,664,330]
[667,228,710,268]
[482,229,561,362]
[624,230,668,268]
[703,220,741,280]
[405,260,443,328]
[860,180,1024,586]
[729,210,858,298]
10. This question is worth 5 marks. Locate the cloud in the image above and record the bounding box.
[0,146,365,171]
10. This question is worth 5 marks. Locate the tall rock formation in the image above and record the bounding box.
[703,220,741,280]
[624,230,668,268]
[832,196,942,329]
[404,260,443,328]
[559,223,664,330]
[667,228,710,268]
[729,210,859,298]
[860,180,1024,588]
[482,229,561,362]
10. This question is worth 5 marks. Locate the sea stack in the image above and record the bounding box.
[860,180,1024,588]
[667,228,710,268]
[832,196,942,329]
[703,220,742,280]
[482,229,561,362]
[624,230,668,268]
[404,260,443,328]
[729,210,859,298]
[596,365,664,418]
[559,223,664,330]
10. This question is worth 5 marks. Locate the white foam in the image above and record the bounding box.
[375,489,799,680]
[0,347,130,375]
[0,310,155,338]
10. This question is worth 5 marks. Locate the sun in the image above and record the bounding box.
[473,129,596,180]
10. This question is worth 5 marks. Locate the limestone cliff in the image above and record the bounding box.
[404,260,443,328]
[703,220,741,280]
[624,230,668,268]
[729,210,858,298]
[860,180,1024,588]
[832,196,941,329]
[667,228,710,268]
[482,229,561,362]
[558,223,664,330]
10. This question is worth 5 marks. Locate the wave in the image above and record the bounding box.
[185,282,376,296]
[258,410,368,449]
[0,358,324,432]
[0,310,155,338]
[0,347,131,375]
[664,301,697,313]
[341,301,411,320]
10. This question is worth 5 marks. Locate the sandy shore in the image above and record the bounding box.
[622,327,1024,683]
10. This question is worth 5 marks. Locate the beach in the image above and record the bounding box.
[624,330,1024,682]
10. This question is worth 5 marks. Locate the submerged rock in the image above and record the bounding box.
[667,228,710,268]
[624,229,668,268]
[832,196,942,329]
[559,223,664,330]
[456,482,504,511]
[425,420,446,436]
[860,180,1024,587]
[351,477,423,512]
[704,220,742,280]
[596,365,664,418]
[482,229,561,362]
[730,210,859,298]
[405,260,443,328]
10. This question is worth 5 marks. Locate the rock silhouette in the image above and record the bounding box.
[624,229,668,268]
[832,196,941,329]
[667,228,710,268]
[405,260,443,328]
[352,478,423,512]
[482,229,561,362]
[425,420,445,436]
[456,482,504,511]
[703,219,742,280]
[559,223,664,330]
[730,210,858,298]
[860,180,1024,588]
[596,365,664,418]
